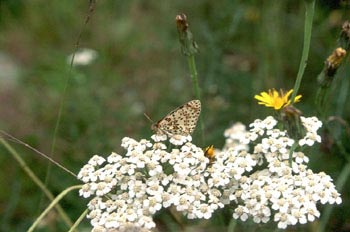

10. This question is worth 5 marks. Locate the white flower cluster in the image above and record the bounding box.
[78,115,341,231]
[78,134,225,231]
[299,116,322,146]
[222,116,341,229]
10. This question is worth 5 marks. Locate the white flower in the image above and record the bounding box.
[249,119,265,136]
[169,134,192,145]
[224,122,246,140]
[233,206,249,221]
[174,194,192,211]
[77,164,95,183]
[120,163,136,175]
[79,183,94,198]
[299,116,322,146]
[107,152,123,163]
[274,212,290,229]
[224,123,250,149]
[294,152,309,164]
[173,162,192,177]
[146,179,164,196]
[128,180,146,199]
[143,196,162,214]
[151,134,167,142]
[263,116,278,130]
[252,205,271,223]
[138,215,156,229]
[193,203,214,219]
[88,155,106,166]
[104,212,120,229]
[68,48,98,66]
[93,182,112,196]
[161,192,175,208]
[304,203,320,221]
[125,208,138,222]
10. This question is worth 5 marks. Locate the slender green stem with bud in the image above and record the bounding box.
[176,14,204,144]
[291,0,315,102]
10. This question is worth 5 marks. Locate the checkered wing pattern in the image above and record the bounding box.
[152,100,201,136]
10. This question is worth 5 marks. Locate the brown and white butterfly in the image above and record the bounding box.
[151,100,201,136]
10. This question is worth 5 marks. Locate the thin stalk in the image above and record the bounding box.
[288,142,298,167]
[44,0,96,184]
[28,185,83,232]
[315,86,328,119]
[0,131,76,177]
[227,218,237,232]
[187,55,205,144]
[0,139,73,228]
[40,0,96,213]
[291,0,315,102]
[187,55,200,100]
[68,209,88,232]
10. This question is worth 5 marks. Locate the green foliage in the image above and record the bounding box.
[0,0,350,231]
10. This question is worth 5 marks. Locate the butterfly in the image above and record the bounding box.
[151,100,201,136]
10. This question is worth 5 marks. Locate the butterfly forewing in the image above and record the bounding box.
[152,100,201,136]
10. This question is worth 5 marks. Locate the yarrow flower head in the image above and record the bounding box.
[78,132,226,231]
[255,89,302,110]
[222,115,341,229]
[78,114,341,230]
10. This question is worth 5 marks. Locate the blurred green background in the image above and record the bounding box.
[0,0,349,231]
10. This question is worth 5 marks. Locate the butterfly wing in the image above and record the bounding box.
[153,100,201,135]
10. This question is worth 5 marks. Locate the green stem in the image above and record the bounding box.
[0,139,74,228]
[315,86,327,119]
[68,209,88,232]
[187,55,201,100]
[318,162,350,232]
[187,55,205,144]
[227,218,237,232]
[40,0,96,213]
[288,142,298,167]
[291,0,315,102]
[28,185,83,232]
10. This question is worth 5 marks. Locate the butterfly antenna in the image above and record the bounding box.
[143,113,154,124]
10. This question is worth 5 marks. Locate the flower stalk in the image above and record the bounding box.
[315,21,350,117]
[176,13,204,143]
[291,0,315,103]
[28,185,82,232]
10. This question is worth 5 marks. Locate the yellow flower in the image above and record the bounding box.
[254,89,302,110]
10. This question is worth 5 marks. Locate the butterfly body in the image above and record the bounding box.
[152,100,201,136]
